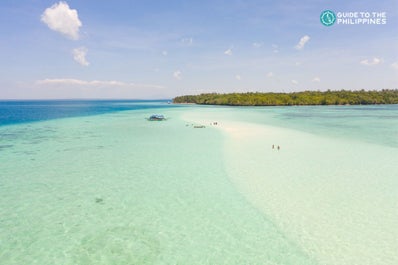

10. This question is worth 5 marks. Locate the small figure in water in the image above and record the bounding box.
[277,145,280,150]
[272,144,275,149]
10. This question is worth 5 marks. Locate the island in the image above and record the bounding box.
[173,89,398,106]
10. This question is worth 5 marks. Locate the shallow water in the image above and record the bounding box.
[0,103,397,264]
[180,105,398,265]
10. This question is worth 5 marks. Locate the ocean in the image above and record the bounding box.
[0,100,174,126]
[0,100,397,264]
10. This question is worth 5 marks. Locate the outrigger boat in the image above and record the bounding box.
[148,114,166,121]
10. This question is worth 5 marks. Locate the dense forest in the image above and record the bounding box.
[173,89,398,106]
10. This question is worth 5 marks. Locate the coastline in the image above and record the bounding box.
[173,90,398,106]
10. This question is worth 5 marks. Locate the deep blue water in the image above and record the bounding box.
[0,100,175,126]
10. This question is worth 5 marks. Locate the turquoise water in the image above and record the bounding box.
[0,104,397,264]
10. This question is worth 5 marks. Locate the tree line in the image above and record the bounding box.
[173,89,398,106]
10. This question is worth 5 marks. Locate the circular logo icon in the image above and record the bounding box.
[320,10,336,26]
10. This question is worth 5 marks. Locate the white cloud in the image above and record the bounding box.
[41,1,82,40]
[72,47,89,66]
[391,62,398,70]
[36,78,164,89]
[266,72,274,78]
[272,44,279,53]
[360,57,382,66]
[252,42,263,48]
[312,77,321,82]
[224,48,233,56]
[34,78,166,98]
[181,37,193,46]
[173,70,182,80]
[295,35,310,50]
[291,80,298,85]
[162,50,168,56]
[235,75,241,80]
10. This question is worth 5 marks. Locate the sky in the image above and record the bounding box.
[0,0,397,99]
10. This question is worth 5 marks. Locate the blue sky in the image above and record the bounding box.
[0,0,397,99]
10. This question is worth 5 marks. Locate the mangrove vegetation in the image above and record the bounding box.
[173,89,398,106]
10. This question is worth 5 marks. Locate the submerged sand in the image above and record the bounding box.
[182,107,398,265]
